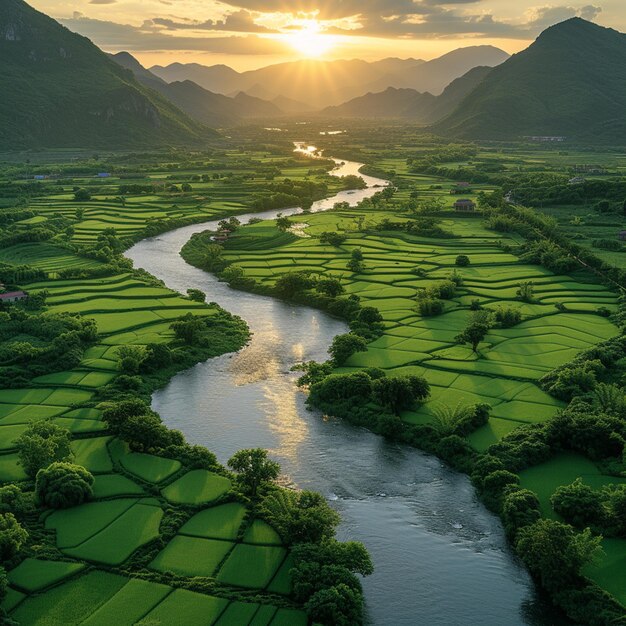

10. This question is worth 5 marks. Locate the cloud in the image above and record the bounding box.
[149,10,276,33]
[58,15,288,54]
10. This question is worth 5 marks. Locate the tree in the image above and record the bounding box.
[316,278,344,298]
[15,420,72,478]
[346,249,364,273]
[202,244,224,271]
[502,489,542,537]
[305,583,363,626]
[0,513,28,560]
[186,288,206,303]
[328,333,367,365]
[116,414,182,453]
[275,271,316,296]
[516,281,535,302]
[371,375,430,415]
[455,320,490,354]
[455,254,470,267]
[515,520,602,593]
[35,462,94,509]
[551,479,605,529]
[319,232,346,246]
[260,489,340,544]
[275,215,291,231]
[73,188,91,202]
[181,182,192,192]
[228,448,280,498]
[170,314,205,344]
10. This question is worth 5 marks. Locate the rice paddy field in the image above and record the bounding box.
[1,136,625,621]
[212,183,625,606]
[0,150,330,624]
[219,208,620,449]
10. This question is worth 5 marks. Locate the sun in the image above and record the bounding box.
[286,20,335,58]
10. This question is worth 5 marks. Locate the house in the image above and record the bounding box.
[98,172,111,178]
[454,199,476,212]
[33,175,47,180]
[568,177,586,185]
[0,291,28,303]
[619,231,626,242]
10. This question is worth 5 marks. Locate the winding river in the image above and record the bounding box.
[126,148,568,626]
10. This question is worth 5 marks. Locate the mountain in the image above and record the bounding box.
[149,62,242,94]
[395,46,509,95]
[434,19,626,142]
[150,48,508,108]
[321,66,493,123]
[112,52,283,127]
[0,0,214,149]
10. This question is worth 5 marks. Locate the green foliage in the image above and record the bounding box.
[371,375,430,415]
[35,462,94,509]
[186,288,206,303]
[0,513,28,561]
[319,232,347,246]
[455,319,490,353]
[227,448,280,498]
[516,281,535,303]
[260,489,340,544]
[15,420,72,478]
[274,271,317,296]
[493,306,522,328]
[316,278,344,298]
[455,254,470,267]
[328,333,367,366]
[515,520,602,594]
[502,489,542,538]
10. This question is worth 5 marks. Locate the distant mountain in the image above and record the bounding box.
[112,52,283,127]
[395,46,509,95]
[271,95,315,114]
[321,66,493,123]
[150,48,508,108]
[0,0,214,149]
[434,19,626,142]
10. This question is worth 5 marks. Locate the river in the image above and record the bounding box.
[126,147,567,626]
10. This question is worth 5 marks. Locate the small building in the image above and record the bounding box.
[619,230,626,242]
[33,175,47,181]
[98,172,111,178]
[454,199,476,212]
[0,291,28,303]
[450,182,472,195]
[568,176,586,185]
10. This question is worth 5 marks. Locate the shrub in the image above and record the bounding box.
[455,255,470,267]
[551,479,606,530]
[416,296,444,316]
[35,462,94,509]
[502,489,542,538]
[319,232,347,246]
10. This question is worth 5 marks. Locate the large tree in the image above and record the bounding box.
[228,448,280,498]
[15,420,72,478]
[36,462,94,509]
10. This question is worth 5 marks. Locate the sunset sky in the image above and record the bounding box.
[29,0,623,70]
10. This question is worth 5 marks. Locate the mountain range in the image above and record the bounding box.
[150,47,510,109]
[0,0,214,150]
[320,66,493,123]
[434,18,626,142]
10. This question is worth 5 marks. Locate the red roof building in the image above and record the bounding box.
[0,291,28,303]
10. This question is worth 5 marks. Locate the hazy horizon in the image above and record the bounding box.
[27,0,625,71]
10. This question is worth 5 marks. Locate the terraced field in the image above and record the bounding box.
[219,208,620,450]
